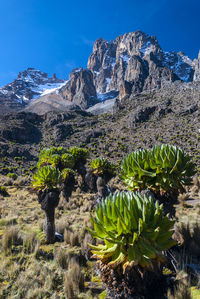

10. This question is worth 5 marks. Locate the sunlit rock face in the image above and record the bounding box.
[87,30,194,101]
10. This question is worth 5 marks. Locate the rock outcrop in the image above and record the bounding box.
[59,68,97,109]
[87,31,194,97]
[193,50,200,81]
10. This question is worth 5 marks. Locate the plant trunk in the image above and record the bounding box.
[99,261,168,299]
[96,176,110,199]
[45,208,55,244]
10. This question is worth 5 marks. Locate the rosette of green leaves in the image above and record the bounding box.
[120,144,196,191]
[32,165,61,191]
[60,153,75,169]
[151,144,196,190]
[120,149,154,190]
[90,157,116,176]
[69,147,89,164]
[37,147,68,168]
[88,191,176,270]
[61,168,75,181]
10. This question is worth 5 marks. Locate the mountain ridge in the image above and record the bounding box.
[0,30,200,115]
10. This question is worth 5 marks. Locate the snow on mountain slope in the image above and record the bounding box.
[0,68,66,104]
[163,51,193,81]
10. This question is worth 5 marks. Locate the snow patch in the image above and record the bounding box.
[39,81,67,96]
[0,88,8,95]
[120,54,130,64]
[97,90,119,102]
[87,98,116,115]
[163,51,193,81]
[140,41,152,56]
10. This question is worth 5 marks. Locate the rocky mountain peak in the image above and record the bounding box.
[0,68,66,113]
[87,30,196,101]
[0,31,199,115]
[0,67,65,102]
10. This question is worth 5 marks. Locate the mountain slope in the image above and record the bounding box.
[0,81,199,176]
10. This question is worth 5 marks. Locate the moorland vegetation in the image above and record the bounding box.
[0,142,200,298]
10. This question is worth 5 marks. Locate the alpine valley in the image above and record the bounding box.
[0,31,200,299]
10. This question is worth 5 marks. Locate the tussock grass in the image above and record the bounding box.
[2,226,22,253]
[55,247,69,269]
[167,279,191,299]
[64,258,85,298]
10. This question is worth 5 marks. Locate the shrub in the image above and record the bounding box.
[120,144,196,192]
[2,227,22,252]
[37,147,68,168]
[37,146,88,170]
[7,173,18,180]
[61,168,75,181]
[0,185,8,196]
[89,191,176,270]
[61,153,75,169]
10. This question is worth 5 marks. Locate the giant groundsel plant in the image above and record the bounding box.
[120,144,196,192]
[89,191,176,270]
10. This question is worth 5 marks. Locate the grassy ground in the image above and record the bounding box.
[0,174,200,298]
[0,181,108,298]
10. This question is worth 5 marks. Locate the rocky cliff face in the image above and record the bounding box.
[0,31,199,114]
[59,68,97,109]
[193,51,200,81]
[87,31,194,100]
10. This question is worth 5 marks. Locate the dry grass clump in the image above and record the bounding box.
[0,175,14,186]
[23,232,40,254]
[0,217,17,227]
[178,193,190,207]
[2,259,59,299]
[55,247,69,269]
[56,218,70,235]
[64,258,85,298]
[81,232,94,259]
[13,175,29,187]
[2,226,22,253]
[64,228,80,247]
[167,279,191,299]
[173,221,200,256]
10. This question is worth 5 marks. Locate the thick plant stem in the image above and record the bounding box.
[45,208,55,244]
[96,176,110,199]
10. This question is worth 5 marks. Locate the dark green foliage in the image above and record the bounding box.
[61,154,75,169]
[37,146,88,170]
[7,173,18,180]
[68,146,89,164]
[0,185,8,196]
[61,168,75,181]
[120,144,196,192]
[90,157,116,176]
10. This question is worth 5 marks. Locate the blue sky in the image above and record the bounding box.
[0,0,200,86]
